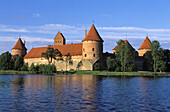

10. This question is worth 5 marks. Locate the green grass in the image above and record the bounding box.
[0,70,36,75]
[0,70,170,77]
[72,70,170,77]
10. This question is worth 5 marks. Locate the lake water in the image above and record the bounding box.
[0,74,170,112]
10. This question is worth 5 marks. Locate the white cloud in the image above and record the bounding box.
[0,24,170,54]
[32,13,41,18]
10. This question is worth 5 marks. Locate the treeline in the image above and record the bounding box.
[0,51,56,74]
[96,39,169,72]
[0,51,27,71]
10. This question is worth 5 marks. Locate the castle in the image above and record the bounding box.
[12,24,152,71]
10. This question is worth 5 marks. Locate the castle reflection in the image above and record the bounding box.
[11,75,100,111]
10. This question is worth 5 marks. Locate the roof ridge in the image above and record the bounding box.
[82,24,104,42]
[12,38,27,50]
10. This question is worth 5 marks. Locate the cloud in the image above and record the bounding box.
[32,13,41,18]
[0,24,170,54]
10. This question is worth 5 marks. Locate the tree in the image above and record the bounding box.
[41,47,62,63]
[14,56,24,70]
[106,57,117,71]
[20,64,28,71]
[94,63,101,70]
[157,48,166,73]
[151,40,167,73]
[29,63,36,72]
[0,51,13,70]
[115,40,135,72]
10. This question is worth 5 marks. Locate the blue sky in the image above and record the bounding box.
[0,0,170,54]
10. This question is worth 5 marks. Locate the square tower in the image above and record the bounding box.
[54,32,66,46]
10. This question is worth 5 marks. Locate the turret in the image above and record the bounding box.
[54,32,66,46]
[82,24,104,60]
[12,38,27,57]
[138,36,151,56]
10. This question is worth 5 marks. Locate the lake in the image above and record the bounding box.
[0,74,170,111]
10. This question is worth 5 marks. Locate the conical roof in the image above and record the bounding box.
[54,32,65,40]
[12,38,27,50]
[82,24,104,42]
[138,36,151,50]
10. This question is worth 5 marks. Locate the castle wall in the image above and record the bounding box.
[82,41,103,60]
[12,49,26,57]
[24,55,94,71]
[139,49,151,56]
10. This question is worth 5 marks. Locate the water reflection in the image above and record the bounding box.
[0,75,170,111]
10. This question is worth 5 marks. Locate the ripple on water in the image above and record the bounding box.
[0,75,170,111]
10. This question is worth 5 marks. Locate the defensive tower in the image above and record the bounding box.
[12,38,27,57]
[82,24,104,60]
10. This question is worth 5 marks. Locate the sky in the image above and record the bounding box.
[0,0,170,54]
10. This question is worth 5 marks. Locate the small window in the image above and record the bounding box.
[85,54,87,57]
[92,48,94,51]
[83,48,85,51]
[93,54,95,57]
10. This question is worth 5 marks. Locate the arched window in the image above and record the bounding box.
[92,48,94,51]
[85,54,87,57]
[93,54,95,57]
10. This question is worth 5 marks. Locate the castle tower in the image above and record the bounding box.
[138,36,151,56]
[82,24,104,60]
[54,32,66,46]
[12,38,27,57]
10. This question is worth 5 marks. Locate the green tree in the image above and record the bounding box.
[94,63,101,70]
[41,47,62,63]
[0,51,13,70]
[150,40,160,73]
[157,48,166,72]
[115,40,135,72]
[29,63,36,72]
[106,57,117,71]
[20,64,28,71]
[14,56,24,70]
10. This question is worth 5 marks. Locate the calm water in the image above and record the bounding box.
[0,75,170,112]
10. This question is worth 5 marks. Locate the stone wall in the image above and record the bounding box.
[24,55,96,71]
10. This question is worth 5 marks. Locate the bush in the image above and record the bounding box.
[20,64,28,71]
[29,63,36,72]
[94,63,101,70]
[36,64,56,75]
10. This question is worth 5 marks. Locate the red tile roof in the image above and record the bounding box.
[24,43,82,59]
[138,36,151,50]
[12,38,27,50]
[82,24,104,42]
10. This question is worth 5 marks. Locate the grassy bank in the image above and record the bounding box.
[0,70,36,75]
[72,70,170,77]
[0,70,170,77]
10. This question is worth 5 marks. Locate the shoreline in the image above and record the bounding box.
[0,70,170,77]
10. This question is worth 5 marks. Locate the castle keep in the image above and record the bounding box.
[12,24,152,71]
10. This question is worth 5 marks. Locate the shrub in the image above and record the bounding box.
[20,64,28,71]
[94,63,101,70]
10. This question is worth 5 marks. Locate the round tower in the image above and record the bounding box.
[82,24,104,60]
[12,38,27,57]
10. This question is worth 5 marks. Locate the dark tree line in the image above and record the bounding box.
[106,39,169,72]
[0,51,27,71]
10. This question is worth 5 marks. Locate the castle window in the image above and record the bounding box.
[93,54,95,57]
[92,48,94,51]
[83,48,85,51]
[85,54,87,57]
